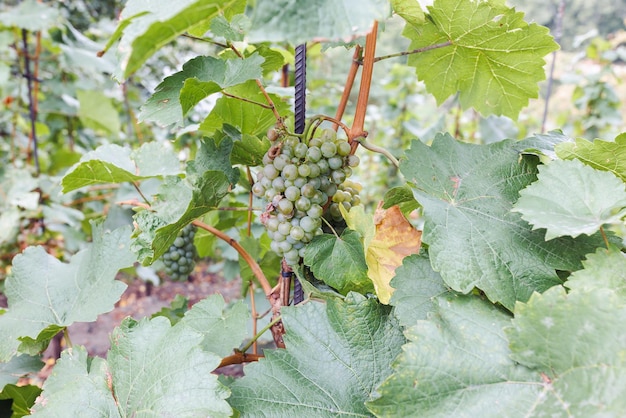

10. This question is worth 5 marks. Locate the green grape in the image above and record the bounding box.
[321,142,337,158]
[306,146,322,162]
[162,224,196,281]
[328,156,343,170]
[337,141,351,156]
[284,186,300,201]
[282,164,298,180]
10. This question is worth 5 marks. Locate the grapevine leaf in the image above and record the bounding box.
[506,287,626,416]
[0,384,41,418]
[188,137,239,186]
[391,0,425,26]
[478,115,519,143]
[382,185,420,214]
[365,205,422,304]
[179,294,248,357]
[132,171,230,264]
[0,223,136,361]
[401,134,606,310]
[565,247,626,297]
[514,130,574,160]
[77,90,121,134]
[0,355,43,388]
[248,0,391,44]
[0,0,61,31]
[513,159,626,239]
[110,0,244,80]
[230,293,405,417]
[140,54,264,127]
[199,81,291,137]
[29,348,117,417]
[303,230,373,295]
[32,297,237,417]
[210,14,251,42]
[107,317,231,417]
[231,133,271,166]
[556,135,626,182]
[389,253,452,327]
[367,295,541,418]
[403,0,558,118]
[62,142,182,193]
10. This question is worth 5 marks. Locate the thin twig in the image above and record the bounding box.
[132,182,150,205]
[246,167,254,237]
[217,352,264,368]
[541,0,565,133]
[222,91,273,109]
[180,33,229,48]
[240,315,282,354]
[228,43,284,125]
[353,137,400,168]
[362,41,453,63]
[249,281,258,354]
[21,29,40,175]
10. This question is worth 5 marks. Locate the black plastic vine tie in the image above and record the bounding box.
[292,43,307,304]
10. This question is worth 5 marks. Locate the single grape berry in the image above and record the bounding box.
[162,224,197,281]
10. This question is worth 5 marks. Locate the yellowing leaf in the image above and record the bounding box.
[366,204,422,304]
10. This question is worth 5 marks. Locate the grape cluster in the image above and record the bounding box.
[253,128,360,265]
[162,224,196,281]
[326,180,363,223]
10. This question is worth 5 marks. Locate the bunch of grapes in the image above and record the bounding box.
[253,128,360,265]
[162,224,197,281]
[326,180,363,223]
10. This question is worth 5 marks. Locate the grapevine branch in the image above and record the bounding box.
[332,45,362,132]
[348,21,379,151]
[361,40,453,63]
[116,200,272,296]
[222,91,273,109]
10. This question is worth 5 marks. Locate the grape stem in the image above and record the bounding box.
[353,137,400,168]
[239,315,282,355]
[222,91,274,110]
[320,216,340,239]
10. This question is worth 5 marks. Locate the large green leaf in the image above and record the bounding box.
[108,317,231,417]
[178,294,248,357]
[513,159,626,239]
[506,286,626,416]
[0,168,39,245]
[367,295,540,417]
[229,293,405,417]
[565,247,626,297]
[389,253,452,327]
[62,142,182,192]
[108,0,245,79]
[31,315,232,417]
[0,223,136,362]
[199,81,292,137]
[303,230,373,295]
[139,54,264,127]
[132,170,230,264]
[247,0,390,44]
[556,135,626,182]
[403,0,558,118]
[29,347,118,417]
[400,134,606,310]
